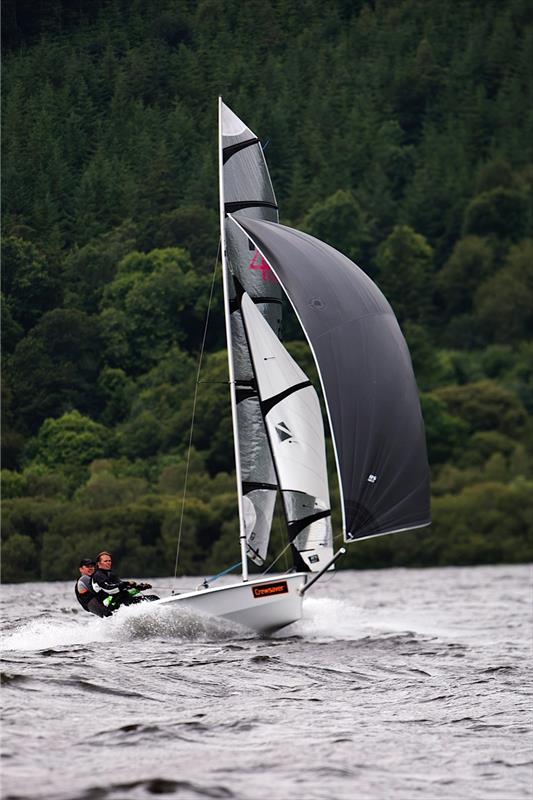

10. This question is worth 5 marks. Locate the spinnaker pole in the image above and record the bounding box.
[298,548,346,596]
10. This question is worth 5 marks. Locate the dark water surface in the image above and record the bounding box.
[1,565,532,800]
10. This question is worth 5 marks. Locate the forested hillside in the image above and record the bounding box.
[2,0,532,581]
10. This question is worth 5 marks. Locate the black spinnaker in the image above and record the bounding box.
[231,216,431,542]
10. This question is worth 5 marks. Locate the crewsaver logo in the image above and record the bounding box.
[252,580,289,599]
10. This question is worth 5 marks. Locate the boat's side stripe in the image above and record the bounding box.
[222,137,259,164]
[261,381,312,416]
[225,200,278,215]
[287,509,332,540]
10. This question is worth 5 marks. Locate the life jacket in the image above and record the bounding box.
[75,576,96,611]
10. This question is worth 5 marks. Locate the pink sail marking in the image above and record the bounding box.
[248,250,278,284]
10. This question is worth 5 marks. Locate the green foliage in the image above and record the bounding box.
[1,470,26,499]
[63,222,137,314]
[473,240,533,343]
[1,293,24,356]
[1,467,67,499]
[100,247,210,372]
[402,323,447,391]
[97,367,136,426]
[40,504,167,581]
[1,236,63,335]
[9,309,103,433]
[420,393,468,464]
[302,190,369,263]
[434,380,528,438]
[463,188,530,241]
[1,534,38,582]
[375,225,434,326]
[151,205,219,273]
[74,470,150,510]
[437,236,494,318]
[27,410,110,469]
[2,0,533,580]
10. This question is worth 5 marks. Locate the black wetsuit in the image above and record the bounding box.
[91,568,141,611]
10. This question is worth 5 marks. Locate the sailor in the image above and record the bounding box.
[91,551,157,612]
[75,558,112,618]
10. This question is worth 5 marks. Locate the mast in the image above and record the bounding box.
[218,97,248,581]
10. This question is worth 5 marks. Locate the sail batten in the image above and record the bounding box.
[223,137,260,164]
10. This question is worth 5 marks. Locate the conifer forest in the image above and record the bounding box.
[2,0,532,581]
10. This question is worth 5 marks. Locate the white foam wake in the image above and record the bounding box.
[1,602,247,652]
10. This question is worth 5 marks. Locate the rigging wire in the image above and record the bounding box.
[262,541,292,575]
[173,240,221,580]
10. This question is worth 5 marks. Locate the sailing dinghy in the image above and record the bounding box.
[151,99,431,633]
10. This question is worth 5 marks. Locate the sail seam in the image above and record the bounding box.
[222,137,259,164]
[243,481,278,492]
[261,380,312,416]
[287,509,332,541]
[230,296,282,313]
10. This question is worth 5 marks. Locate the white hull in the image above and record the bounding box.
[151,572,308,634]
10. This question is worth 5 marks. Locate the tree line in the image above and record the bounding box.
[2,0,532,581]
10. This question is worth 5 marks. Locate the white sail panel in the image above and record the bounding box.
[221,103,253,138]
[264,388,329,499]
[241,293,333,570]
[242,293,329,500]
[291,513,333,572]
[241,302,308,401]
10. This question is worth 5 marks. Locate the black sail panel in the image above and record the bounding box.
[233,217,431,541]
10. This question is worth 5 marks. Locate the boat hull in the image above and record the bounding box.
[151,573,308,633]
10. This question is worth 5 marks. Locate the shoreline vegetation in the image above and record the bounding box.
[2,0,532,582]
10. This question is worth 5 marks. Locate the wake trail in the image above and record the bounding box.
[1,603,247,652]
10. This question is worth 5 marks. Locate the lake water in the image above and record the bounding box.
[1,565,532,800]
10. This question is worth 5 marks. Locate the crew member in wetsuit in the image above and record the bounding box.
[75,558,112,618]
[91,551,156,612]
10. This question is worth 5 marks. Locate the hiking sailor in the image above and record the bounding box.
[75,558,112,618]
[91,551,157,612]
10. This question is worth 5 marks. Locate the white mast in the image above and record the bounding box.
[218,97,249,581]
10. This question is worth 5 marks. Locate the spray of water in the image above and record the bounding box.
[1,602,250,652]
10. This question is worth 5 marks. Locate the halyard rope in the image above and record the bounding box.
[173,241,221,580]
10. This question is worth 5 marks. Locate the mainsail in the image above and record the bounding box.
[218,100,281,566]
[231,217,431,542]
